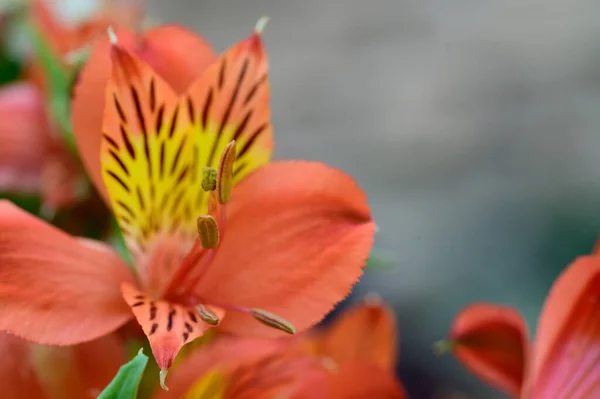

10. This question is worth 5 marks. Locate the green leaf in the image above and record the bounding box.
[98,348,149,399]
[22,19,77,154]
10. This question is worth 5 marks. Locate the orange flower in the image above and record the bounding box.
[438,255,600,398]
[154,299,406,398]
[0,21,374,388]
[0,331,125,399]
[0,0,143,210]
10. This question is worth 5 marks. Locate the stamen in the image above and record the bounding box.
[196,304,220,325]
[250,308,296,334]
[197,215,219,249]
[201,167,217,192]
[432,340,456,355]
[159,368,169,391]
[217,141,236,204]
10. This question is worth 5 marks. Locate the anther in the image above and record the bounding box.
[197,215,219,249]
[250,308,296,334]
[196,305,220,325]
[432,340,456,355]
[217,141,236,204]
[201,167,217,192]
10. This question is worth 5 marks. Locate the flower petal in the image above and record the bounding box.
[311,298,397,372]
[72,25,216,205]
[152,336,281,399]
[0,200,135,344]
[0,82,49,194]
[121,283,224,372]
[525,256,600,399]
[100,42,199,264]
[443,303,528,398]
[323,363,407,399]
[184,29,273,214]
[0,331,125,399]
[195,161,375,336]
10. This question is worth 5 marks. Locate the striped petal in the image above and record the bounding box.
[101,43,197,267]
[184,28,273,213]
[525,256,600,399]
[121,283,224,374]
[443,303,528,398]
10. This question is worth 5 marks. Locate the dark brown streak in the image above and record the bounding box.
[103,134,120,150]
[130,86,153,178]
[187,96,195,122]
[182,332,189,343]
[168,106,179,138]
[184,322,193,333]
[117,200,135,219]
[218,58,226,89]
[131,301,145,307]
[188,311,198,323]
[120,125,136,160]
[232,111,252,142]
[109,150,130,176]
[201,89,213,131]
[113,93,128,123]
[170,189,185,214]
[243,74,267,105]
[208,59,249,168]
[136,186,145,211]
[176,166,189,185]
[149,78,156,111]
[149,323,158,335]
[167,308,176,331]
[238,123,268,158]
[170,135,187,175]
[155,104,165,135]
[159,141,166,179]
[135,294,145,300]
[149,303,157,320]
[106,170,130,193]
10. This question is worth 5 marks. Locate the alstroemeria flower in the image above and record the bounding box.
[154,299,406,398]
[0,331,125,399]
[0,21,374,388]
[438,255,600,398]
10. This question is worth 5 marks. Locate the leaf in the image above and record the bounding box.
[366,248,395,270]
[22,18,77,154]
[98,348,149,399]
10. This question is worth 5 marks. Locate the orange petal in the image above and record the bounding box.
[524,256,600,398]
[0,331,125,399]
[100,42,199,264]
[194,161,375,336]
[0,200,135,344]
[0,82,50,194]
[72,25,216,205]
[292,362,406,399]
[311,297,397,372]
[152,336,282,399]
[184,29,273,214]
[444,303,528,398]
[121,283,224,372]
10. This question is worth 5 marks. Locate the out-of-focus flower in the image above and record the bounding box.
[0,0,144,213]
[154,298,406,399]
[438,255,600,398]
[0,331,125,399]
[0,20,374,389]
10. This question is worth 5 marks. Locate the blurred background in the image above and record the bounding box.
[11,0,600,397]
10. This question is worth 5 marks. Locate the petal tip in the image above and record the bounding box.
[159,368,169,391]
[254,16,270,34]
[107,25,118,44]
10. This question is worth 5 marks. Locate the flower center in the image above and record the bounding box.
[161,140,295,335]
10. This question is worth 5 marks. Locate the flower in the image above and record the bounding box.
[0,331,125,399]
[0,21,375,389]
[0,0,143,211]
[153,298,407,398]
[437,255,600,398]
